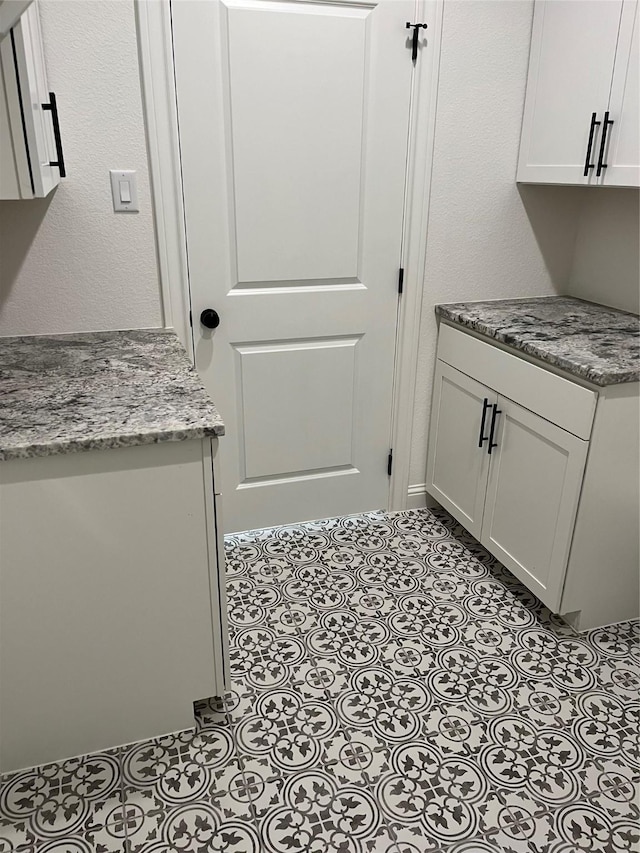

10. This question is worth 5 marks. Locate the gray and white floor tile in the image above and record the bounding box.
[1,507,638,852]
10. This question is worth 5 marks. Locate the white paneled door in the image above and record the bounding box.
[172,0,418,532]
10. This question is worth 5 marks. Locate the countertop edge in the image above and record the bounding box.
[435,305,640,387]
[0,424,226,463]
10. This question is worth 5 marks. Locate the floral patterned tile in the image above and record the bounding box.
[122,797,261,853]
[256,768,398,853]
[0,751,126,852]
[2,507,638,853]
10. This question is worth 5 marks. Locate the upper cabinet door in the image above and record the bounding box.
[604,0,639,187]
[480,396,588,612]
[12,3,58,196]
[517,0,624,185]
[0,2,61,198]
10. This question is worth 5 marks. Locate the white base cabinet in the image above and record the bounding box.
[427,323,639,631]
[426,362,493,540]
[481,396,588,609]
[0,439,229,773]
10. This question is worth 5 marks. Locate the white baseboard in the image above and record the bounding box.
[406,483,439,510]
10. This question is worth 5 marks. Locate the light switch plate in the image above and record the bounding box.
[109,170,139,212]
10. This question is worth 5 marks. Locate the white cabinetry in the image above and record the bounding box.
[427,323,639,630]
[0,1,64,199]
[427,362,494,539]
[0,439,229,774]
[481,396,587,608]
[518,0,639,187]
[0,1,34,39]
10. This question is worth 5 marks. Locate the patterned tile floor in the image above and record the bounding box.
[1,508,639,853]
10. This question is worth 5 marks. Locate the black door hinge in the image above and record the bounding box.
[189,310,193,327]
[387,449,393,476]
[398,267,404,295]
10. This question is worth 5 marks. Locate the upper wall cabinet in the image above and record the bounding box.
[518,0,639,187]
[0,1,34,40]
[0,1,65,199]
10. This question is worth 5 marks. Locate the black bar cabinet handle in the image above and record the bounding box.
[488,404,501,455]
[583,112,600,177]
[478,398,491,448]
[42,92,66,178]
[596,111,614,177]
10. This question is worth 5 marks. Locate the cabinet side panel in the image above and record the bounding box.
[0,441,218,773]
[561,384,640,629]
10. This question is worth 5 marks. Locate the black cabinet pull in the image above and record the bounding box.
[488,404,501,455]
[596,111,614,177]
[41,92,66,178]
[583,112,600,177]
[405,22,428,63]
[478,398,491,448]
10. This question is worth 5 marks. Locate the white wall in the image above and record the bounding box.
[408,0,584,491]
[0,0,162,337]
[569,189,640,315]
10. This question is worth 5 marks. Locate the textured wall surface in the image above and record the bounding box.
[569,189,640,316]
[2,0,634,507]
[408,0,584,488]
[0,0,162,337]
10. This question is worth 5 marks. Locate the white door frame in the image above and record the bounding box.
[135,0,443,512]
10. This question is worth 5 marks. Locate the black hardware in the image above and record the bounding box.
[41,92,66,178]
[387,449,393,476]
[200,308,220,329]
[189,310,193,327]
[478,398,491,448]
[406,22,428,62]
[583,112,600,177]
[398,267,404,295]
[487,404,501,455]
[596,111,614,177]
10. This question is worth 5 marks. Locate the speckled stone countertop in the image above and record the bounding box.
[0,329,225,462]
[436,296,640,386]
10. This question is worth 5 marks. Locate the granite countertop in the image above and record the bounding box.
[0,329,225,462]
[436,296,640,386]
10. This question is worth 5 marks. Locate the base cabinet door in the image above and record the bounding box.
[480,396,588,611]
[426,361,495,539]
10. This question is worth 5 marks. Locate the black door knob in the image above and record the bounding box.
[200,309,220,329]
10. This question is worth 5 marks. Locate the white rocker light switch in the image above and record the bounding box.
[110,170,138,212]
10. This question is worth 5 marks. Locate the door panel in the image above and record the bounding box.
[172,0,415,532]
[426,361,494,539]
[226,1,366,284]
[235,336,358,481]
[518,0,623,184]
[481,397,588,611]
[606,0,639,187]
